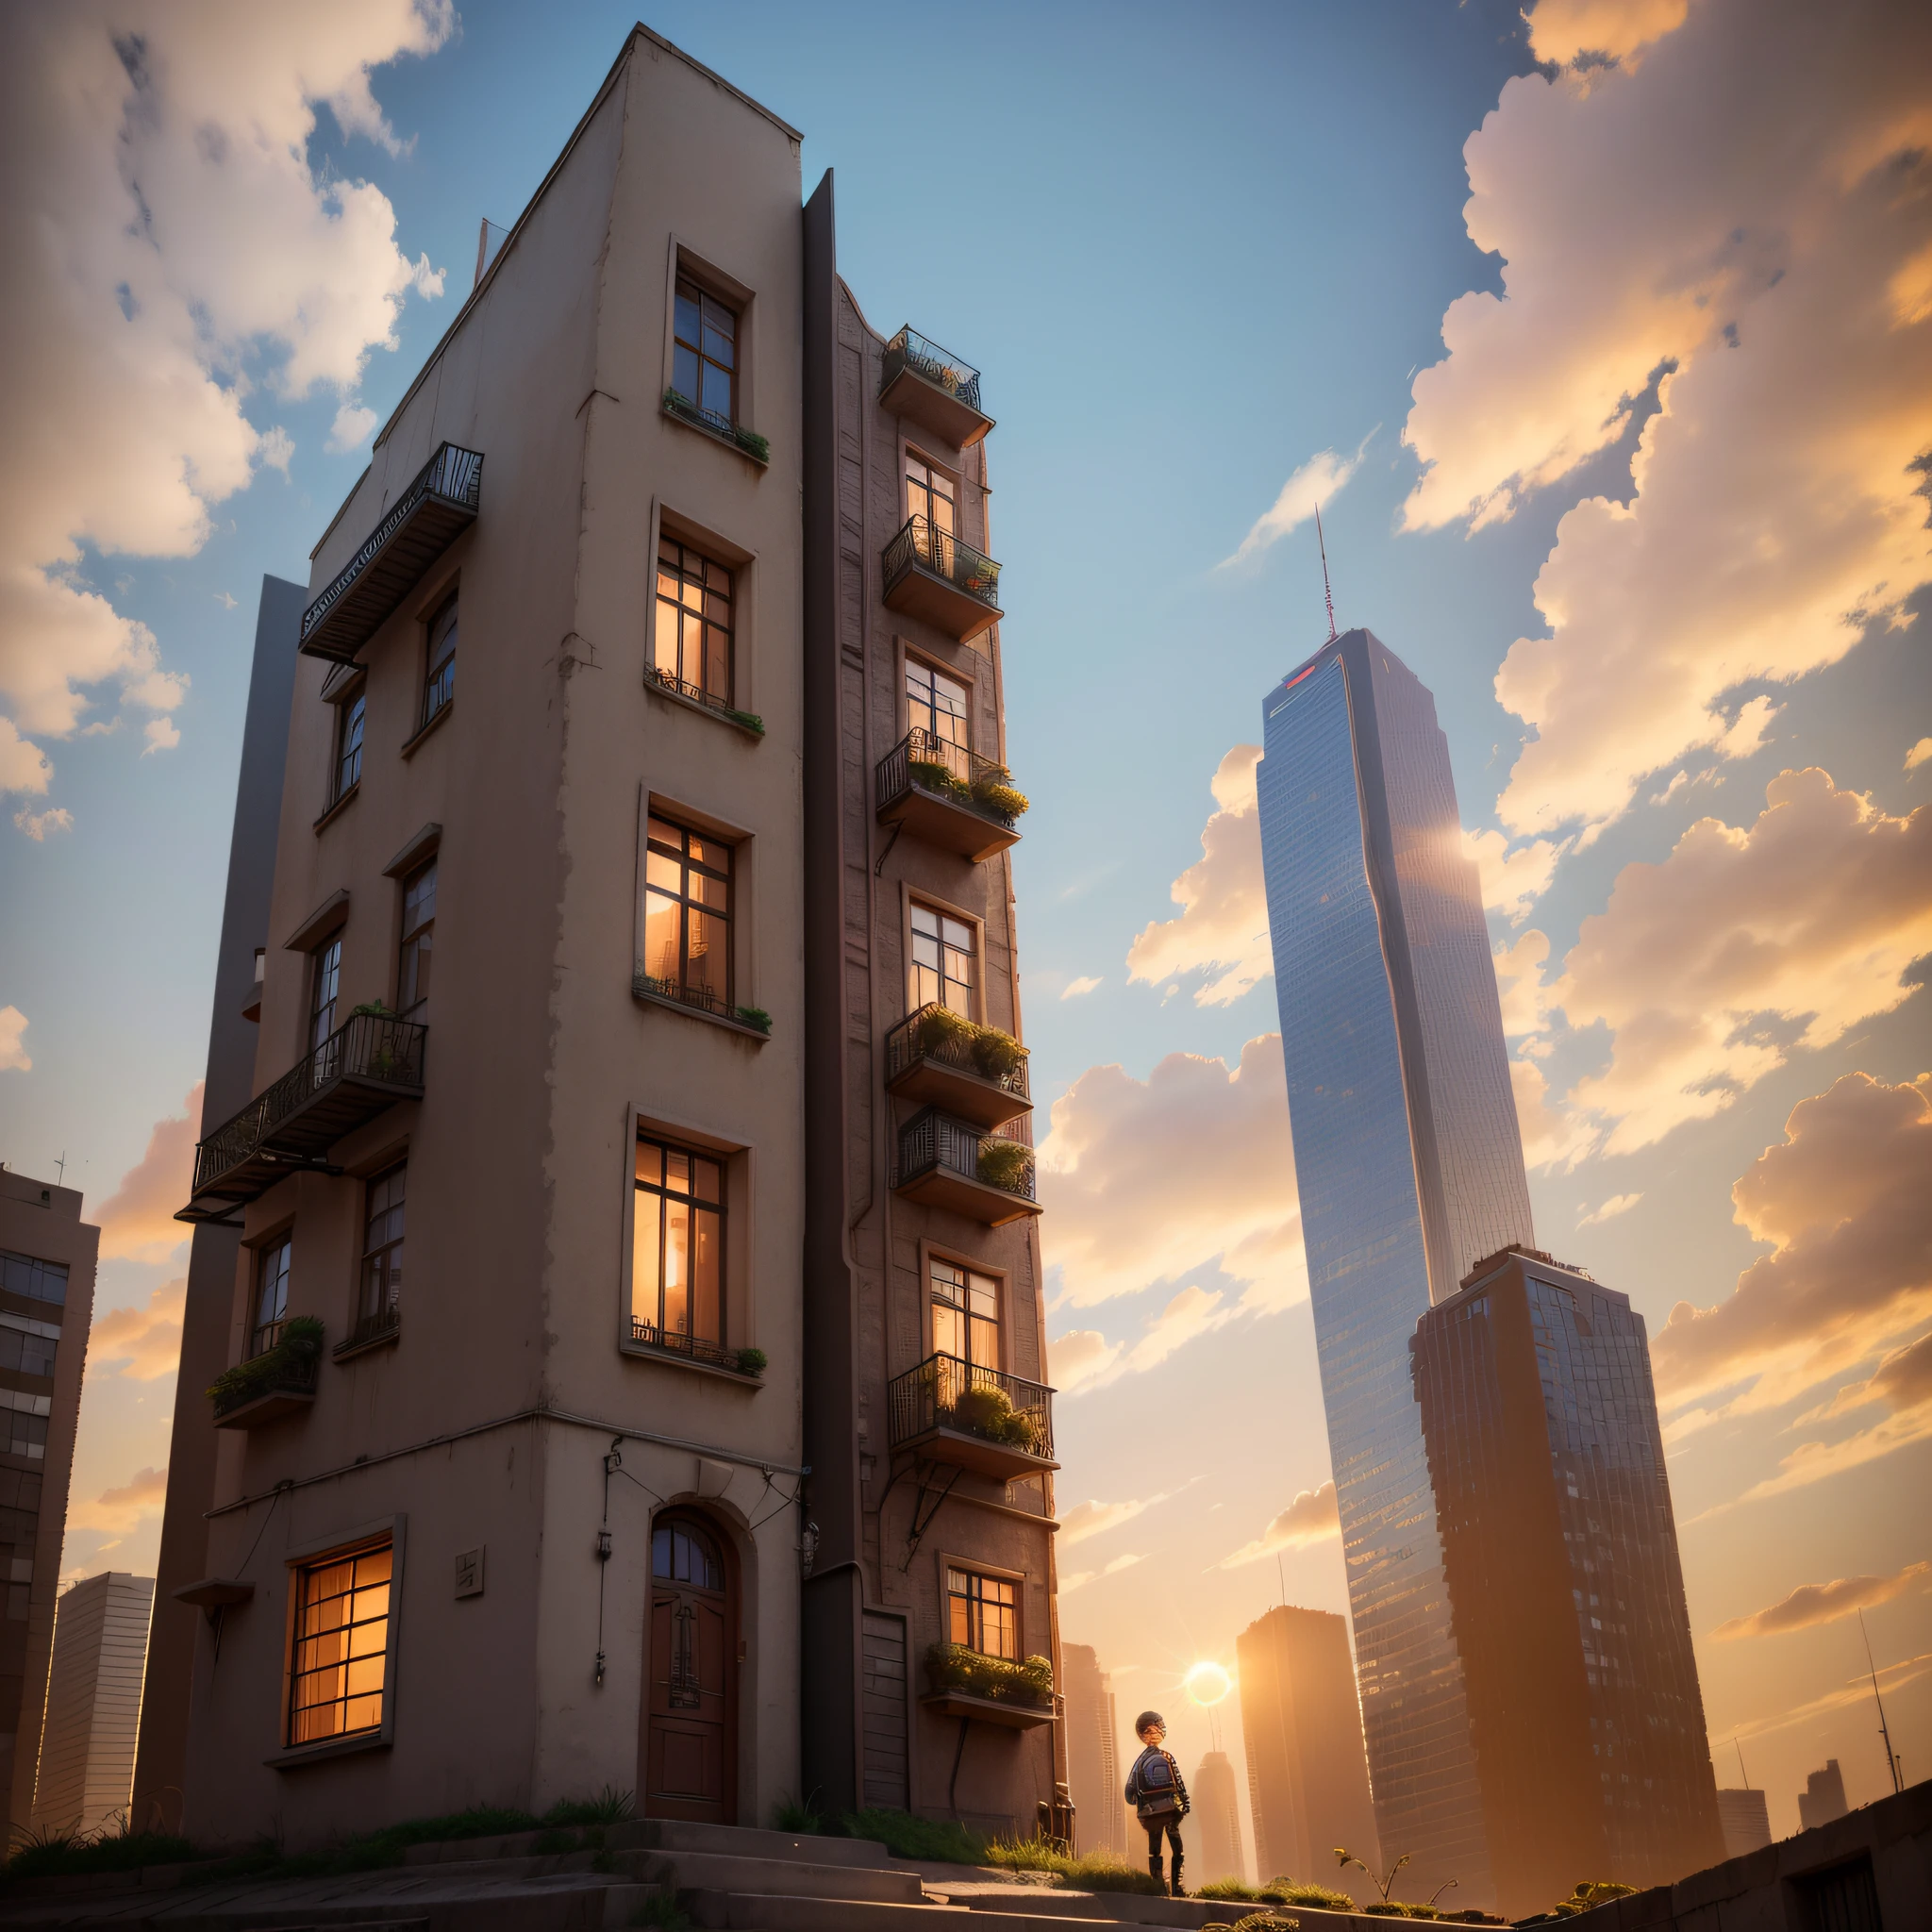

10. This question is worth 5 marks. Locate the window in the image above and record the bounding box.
[641,817,732,1011]
[252,1236,291,1357]
[359,1165,406,1326]
[0,1252,66,1307]
[288,1540,391,1746]
[654,538,733,706]
[333,688,365,801]
[423,592,457,725]
[1,1405,46,1463]
[907,455,956,541]
[946,1566,1017,1660]
[653,1518,724,1590]
[398,859,436,1011]
[674,276,738,425]
[930,1258,999,1369]
[906,659,968,758]
[910,903,974,1017]
[0,1317,57,1381]
[633,1137,724,1355]
[309,932,342,1051]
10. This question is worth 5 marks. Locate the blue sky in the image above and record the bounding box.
[2,0,1927,1863]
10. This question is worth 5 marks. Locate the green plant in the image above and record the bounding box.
[735,1006,773,1034]
[908,757,971,801]
[975,1137,1031,1192]
[970,774,1029,820]
[733,425,770,463]
[1338,1845,1412,1905]
[967,1024,1025,1079]
[735,1347,768,1377]
[1548,1881,1637,1918]
[773,1790,823,1833]
[351,1000,394,1017]
[724,706,765,734]
[1363,1906,1438,1919]
[1227,1916,1302,1932]
[840,1807,988,1864]
[983,1834,1164,1893]
[543,1787,634,1825]
[916,1003,975,1053]
[207,1314,325,1413]
[947,1380,1045,1454]
[4,1821,202,1881]
[924,1641,1052,1707]
[1261,1878,1357,1909]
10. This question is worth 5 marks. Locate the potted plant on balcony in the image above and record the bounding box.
[969,769,1029,822]
[976,1136,1031,1193]
[908,755,970,802]
[925,1641,1053,1707]
[950,1379,1046,1456]
[207,1314,324,1419]
[967,1024,1025,1082]
[915,1004,974,1058]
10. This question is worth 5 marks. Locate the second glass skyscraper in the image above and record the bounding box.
[1257,629,1536,1906]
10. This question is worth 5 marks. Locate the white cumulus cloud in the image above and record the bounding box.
[1220,435,1373,569]
[0,1007,28,1073]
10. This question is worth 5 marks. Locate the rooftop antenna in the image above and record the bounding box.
[1315,502,1337,642]
[53,1152,65,1185]
[1858,1609,1905,1793]
[1733,1736,1751,1787]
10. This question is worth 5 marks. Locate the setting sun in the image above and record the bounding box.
[1184,1660,1233,1707]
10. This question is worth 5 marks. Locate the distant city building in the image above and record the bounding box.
[1258,629,1539,1907]
[1061,1642,1127,1858]
[1236,1605,1378,1900]
[1798,1759,1849,1832]
[1191,1749,1247,1886]
[1716,1787,1773,1858]
[31,1573,156,1834]
[1410,1245,1724,1917]
[0,1167,98,1835]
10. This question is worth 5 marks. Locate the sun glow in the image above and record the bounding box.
[1183,1660,1232,1707]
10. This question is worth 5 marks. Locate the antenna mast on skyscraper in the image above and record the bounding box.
[1315,502,1337,642]
[1859,1609,1905,1793]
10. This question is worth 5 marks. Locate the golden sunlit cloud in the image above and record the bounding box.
[1216,1481,1341,1569]
[1713,1560,1931,1641]
[92,1083,202,1262]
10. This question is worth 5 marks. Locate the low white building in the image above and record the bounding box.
[32,1573,155,1836]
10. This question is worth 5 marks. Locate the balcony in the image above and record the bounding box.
[889,1353,1056,1480]
[892,1108,1040,1227]
[875,727,1024,864]
[920,1642,1055,1730]
[176,1013,427,1224]
[881,517,1003,643]
[300,443,483,664]
[879,328,994,450]
[210,1317,322,1430]
[886,1005,1030,1130]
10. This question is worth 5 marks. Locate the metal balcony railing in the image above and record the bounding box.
[335,1305,400,1356]
[661,389,770,464]
[888,1352,1055,1465]
[629,1321,738,1373]
[893,1108,1035,1203]
[880,329,984,417]
[632,971,772,1034]
[886,1004,1029,1103]
[210,1320,323,1422]
[300,443,483,662]
[875,727,1022,833]
[187,1013,427,1206]
[882,516,1002,612]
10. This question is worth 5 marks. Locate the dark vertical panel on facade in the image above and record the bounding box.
[860,1610,909,1809]
[800,169,863,1820]
[132,574,302,1831]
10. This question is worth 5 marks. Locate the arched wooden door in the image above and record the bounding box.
[641,1511,738,1823]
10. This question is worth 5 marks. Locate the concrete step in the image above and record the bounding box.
[395,1817,898,1872]
[615,1848,927,1903]
[960,1892,1377,1929]
[682,1893,1200,1932]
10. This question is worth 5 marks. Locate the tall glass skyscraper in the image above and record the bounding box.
[1257,629,1536,1905]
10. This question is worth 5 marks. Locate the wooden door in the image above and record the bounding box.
[641,1512,737,1823]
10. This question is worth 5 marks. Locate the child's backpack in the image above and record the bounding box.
[1134,1747,1179,1816]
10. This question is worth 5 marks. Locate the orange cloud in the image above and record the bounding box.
[89,1277,186,1381]
[69,1464,168,1535]
[92,1084,201,1262]
[1654,1073,1932,1415]
[1217,1481,1341,1569]
[1714,1559,1931,1641]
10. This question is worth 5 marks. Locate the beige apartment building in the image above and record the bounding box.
[0,1168,96,1836]
[31,1572,155,1835]
[148,27,1059,1848]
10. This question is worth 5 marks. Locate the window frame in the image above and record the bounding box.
[358,1161,407,1330]
[908,899,978,1022]
[924,1250,1003,1373]
[331,681,366,806]
[397,858,436,1015]
[904,654,971,756]
[422,591,458,728]
[653,535,735,709]
[630,1131,727,1359]
[309,930,343,1054]
[270,1514,407,1768]
[251,1232,292,1358]
[640,812,735,1013]
[672,273,740,427]
[943,1560,1021,1662]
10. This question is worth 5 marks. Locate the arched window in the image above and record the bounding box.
[652,1517,724,1591]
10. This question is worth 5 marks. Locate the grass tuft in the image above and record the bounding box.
[840,1807,989,1864]
[983,1833,1165,1894]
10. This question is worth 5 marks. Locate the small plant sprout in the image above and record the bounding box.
[1336,1846,1411,1904]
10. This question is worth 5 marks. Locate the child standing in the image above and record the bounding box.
[1124,1708,1190,1896]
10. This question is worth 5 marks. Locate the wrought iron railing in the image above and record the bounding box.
[661,390,770,464]
[632,972,771,1034]
[882,517,1001,611]
[191,1014,428,1196]
[881,328,985,418]
[875,726,1022,831]
[643,663,764,735]
[886,1003,1029,1101]
[210,1318,323,1420]
[301,443,483,647]
[630,1320,738,1372]
[335,1304,400,1355]
[894,1108,1035,1201]
[889,1352,1054,1463]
